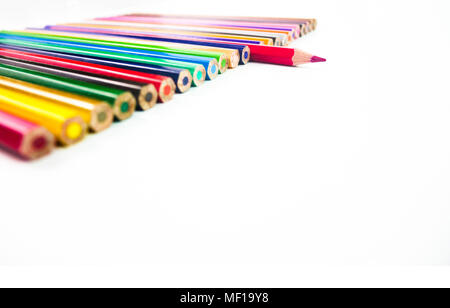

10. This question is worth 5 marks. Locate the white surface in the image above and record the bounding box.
[1,0,450,286]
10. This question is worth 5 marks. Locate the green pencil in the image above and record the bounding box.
[0,62,136,121]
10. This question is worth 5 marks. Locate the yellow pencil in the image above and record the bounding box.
[0,86,87,146]
[0,76,113,133]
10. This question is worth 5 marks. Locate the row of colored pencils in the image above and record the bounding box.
[0,14,325,160]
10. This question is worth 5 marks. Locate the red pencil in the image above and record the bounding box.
[246,44,326,66]
[0,48,176,103]
[0,110,54,160]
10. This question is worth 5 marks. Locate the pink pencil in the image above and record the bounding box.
[0,110,54,160]
[124,13,316,35]
[98,16,301,39]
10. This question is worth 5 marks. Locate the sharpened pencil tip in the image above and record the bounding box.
[311,56,326,63]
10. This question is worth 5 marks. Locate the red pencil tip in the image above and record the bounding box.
[311,56,327,63]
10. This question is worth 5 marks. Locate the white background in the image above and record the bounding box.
[0,0,450,287]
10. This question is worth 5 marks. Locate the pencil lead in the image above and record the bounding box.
[310,56,326,63]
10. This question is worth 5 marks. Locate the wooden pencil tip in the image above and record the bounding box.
[293,50,326,66]
[310,56,326,63]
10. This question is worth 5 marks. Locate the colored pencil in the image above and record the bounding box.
[218,17,317,31]
[44,25,251,65]
[0,86,86,146]
[0,13,325,160]
[120,14,306,37]
[15,29,235,71]
[0,75,114,133]
[59,22,276,46]
[0,33,219,81]
[86,19,290,46]
[0,43,189,95]
[19,29,241,69]
[0,47,176,103]
[126,13,316,32]
[0,57,158,110]
[0,59,136,120]
[45,25,264,46]
[243,44,326,66]
[133,14,315,36]
[98,16,299,39]
[0,110,54,159]
[120,14,302,33]
[0,37,207,87]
